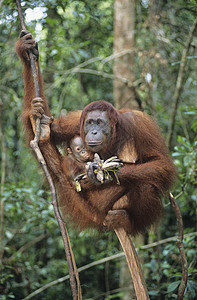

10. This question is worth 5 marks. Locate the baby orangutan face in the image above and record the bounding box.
[67,136,90,162]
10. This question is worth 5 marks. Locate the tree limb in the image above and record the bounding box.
[5,233,50,263]
[166,18,197,148]
[169,193,188,300]
[22,231,196,300]
[114,228,149,299]
[0,99,6,262]
[16,1,81,299]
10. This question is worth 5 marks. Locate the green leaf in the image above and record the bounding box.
[167,281,181,293]
[187,280,197,298]
[149,290,159,296]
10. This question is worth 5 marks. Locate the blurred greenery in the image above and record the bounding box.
[0,0,196,299]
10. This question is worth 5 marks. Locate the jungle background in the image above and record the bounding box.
[0,0,197,299]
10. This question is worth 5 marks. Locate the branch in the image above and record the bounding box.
[0,99,6,262]
[29,141,81,299]
[71,68,142,88]
[114,228,149,299]
[6,233,50,263]
[22,252,126,300]
[16,1,81,299]
[44,50,141,93]
[101,49,136,65]
[22,231,196,299]
[166,18,197,148]
[143,80,157,119]
[139,232,196,250]
[169,193,188,300]
[0,0,3,9]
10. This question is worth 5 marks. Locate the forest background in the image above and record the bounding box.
[0,0,197,299]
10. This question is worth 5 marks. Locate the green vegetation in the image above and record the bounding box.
[0,1,196,299]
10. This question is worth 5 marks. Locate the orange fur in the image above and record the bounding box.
[16,35,176,235]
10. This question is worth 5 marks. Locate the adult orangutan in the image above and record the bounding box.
[15,30,176,235]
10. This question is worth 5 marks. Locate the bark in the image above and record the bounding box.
[113,2,149,298]
[113,0,139,109]
[115,228,149,300]
[0,99,6,262]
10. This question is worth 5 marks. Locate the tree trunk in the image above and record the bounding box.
[113,0,138,109]
[113,2,147,298]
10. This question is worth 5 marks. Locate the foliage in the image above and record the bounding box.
[0,0,196,299]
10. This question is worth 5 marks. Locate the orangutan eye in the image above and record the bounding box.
[76,147,81,152]
[88,119,93,125]
[97,119,104,126]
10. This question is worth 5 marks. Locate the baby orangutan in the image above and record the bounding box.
[62,136,90,191]
[63,136,123,193]
[67,136,89,163]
